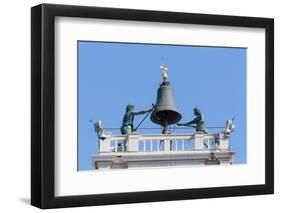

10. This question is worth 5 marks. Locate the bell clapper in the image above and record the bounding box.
[162,120,170,134]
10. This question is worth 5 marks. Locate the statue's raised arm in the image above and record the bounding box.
[133,107,153,115]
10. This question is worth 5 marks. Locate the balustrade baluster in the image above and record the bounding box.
[156,140,160,152]
[114,141,117,152]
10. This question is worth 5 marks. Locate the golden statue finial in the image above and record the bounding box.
[160,64,168,81]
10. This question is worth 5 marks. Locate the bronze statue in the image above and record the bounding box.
[120,104,153,151]
[177,107,208,133]
[121,104,153,135]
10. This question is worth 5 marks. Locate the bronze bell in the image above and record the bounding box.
[151,82,182,126]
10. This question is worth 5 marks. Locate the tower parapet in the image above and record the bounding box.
[92,120,235,169]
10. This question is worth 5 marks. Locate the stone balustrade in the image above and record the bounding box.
[98,132,230,154]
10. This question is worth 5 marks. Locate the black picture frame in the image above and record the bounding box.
[31,3,274,209]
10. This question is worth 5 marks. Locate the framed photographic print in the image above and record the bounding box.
[31,3,274,209]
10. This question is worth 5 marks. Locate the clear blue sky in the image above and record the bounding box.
[78,41,247,171]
